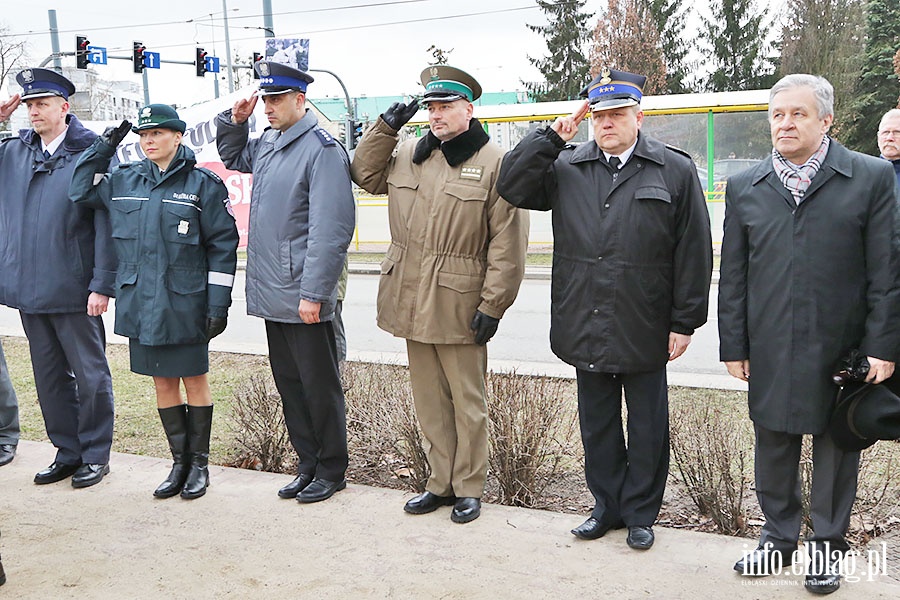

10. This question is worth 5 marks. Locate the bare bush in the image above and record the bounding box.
[342,362,429,492]
[850,441,900,542]
[227,373,295,473]
[487,371,580,508]
[670,396,752,535]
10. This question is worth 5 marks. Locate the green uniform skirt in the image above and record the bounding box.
[129,339,209,377]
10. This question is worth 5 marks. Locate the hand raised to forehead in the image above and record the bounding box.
[231,94,258,125]
[0,94,22,122]
[551,100,590,143]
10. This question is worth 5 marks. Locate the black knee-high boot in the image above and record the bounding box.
[154,405,189,498]
[181,404,213,500]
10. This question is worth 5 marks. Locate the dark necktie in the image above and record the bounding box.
[43,149,51,161]
[608,155,620,181]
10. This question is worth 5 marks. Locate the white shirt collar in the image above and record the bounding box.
[603,138,638,168]
[43,126,69,157]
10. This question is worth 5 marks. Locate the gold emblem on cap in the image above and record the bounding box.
[599,69,612,86]
[429,66,439,81]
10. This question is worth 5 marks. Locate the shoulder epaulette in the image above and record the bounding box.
[665,144,692,159]
[196,166,223,183]
[314,127,336,147]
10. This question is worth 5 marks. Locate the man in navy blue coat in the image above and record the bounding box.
[0,68,116,488]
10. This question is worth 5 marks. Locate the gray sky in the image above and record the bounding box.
[3,0,784,107]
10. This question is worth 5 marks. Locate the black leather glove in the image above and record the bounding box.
[381,100,419,130]
[470,311,500,345]
[206,317,227,341]
[100,119,132,148]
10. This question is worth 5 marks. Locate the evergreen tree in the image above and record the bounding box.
[525,0,593,101]
[700,0,776,92]
[844,0,900,154]
[591,0,667,95]
[647,0,695,93]
[777,0,866,141]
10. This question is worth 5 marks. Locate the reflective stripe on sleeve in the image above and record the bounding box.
[208,271,235,287]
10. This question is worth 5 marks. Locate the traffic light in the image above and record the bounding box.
[195,48,208,77]
[133,41,146,73]
[354,121,364,142]
[76,35,90,70]
[252,52,262,79]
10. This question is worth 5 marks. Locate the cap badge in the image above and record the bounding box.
[21,69,34,83]
[140,106,152,118]
[429,66,439,81]
[599,70,612,86]
[258,62,270,77]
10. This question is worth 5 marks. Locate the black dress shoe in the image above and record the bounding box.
[34,461,81,485]
[278,473,314,499]
[626,526,655,550]
[450,497,481,524]
[71,463,110,488]
[733,546,794,577]
[805,572,841,595]
[404,491,456,514]
[571,517,623,540]
[297,478,346,503]
[0,444,15,467]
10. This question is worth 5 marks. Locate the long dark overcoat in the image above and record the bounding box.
[497,129,712,373]
[718,139,900,435]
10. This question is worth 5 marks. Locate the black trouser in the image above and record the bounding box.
[753,424,859,559]
[576,368,669,527]
[20,311,115,465]
[265,320,348,481]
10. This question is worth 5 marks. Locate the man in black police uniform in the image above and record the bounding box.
[497,69,712,549]
[0,68,116,488]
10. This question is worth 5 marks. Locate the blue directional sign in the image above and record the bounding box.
[143,51,161,69]
[205,56,220,73]
[87,46,107,65]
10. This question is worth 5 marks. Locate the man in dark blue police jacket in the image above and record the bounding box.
[0,68,116,488]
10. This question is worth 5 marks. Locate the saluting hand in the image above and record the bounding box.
[0,94,21,122]
[551,100,590,143]
[231,95,258,125]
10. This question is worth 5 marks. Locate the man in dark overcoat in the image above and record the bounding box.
[0,69,116,488]
[719,74,900,594]
[497,69,712,549]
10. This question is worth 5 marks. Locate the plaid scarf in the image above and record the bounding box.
[772,136,830,203]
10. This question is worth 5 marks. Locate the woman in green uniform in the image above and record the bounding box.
[70,104,239,500]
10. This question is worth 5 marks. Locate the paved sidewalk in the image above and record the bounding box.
[1,440,897,599]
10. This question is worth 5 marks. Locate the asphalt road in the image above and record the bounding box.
[0,270,743,390]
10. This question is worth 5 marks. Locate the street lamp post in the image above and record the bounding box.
[222,0,234,93]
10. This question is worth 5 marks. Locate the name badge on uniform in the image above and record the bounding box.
[178,220,190,235]
[460,165,483,181]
